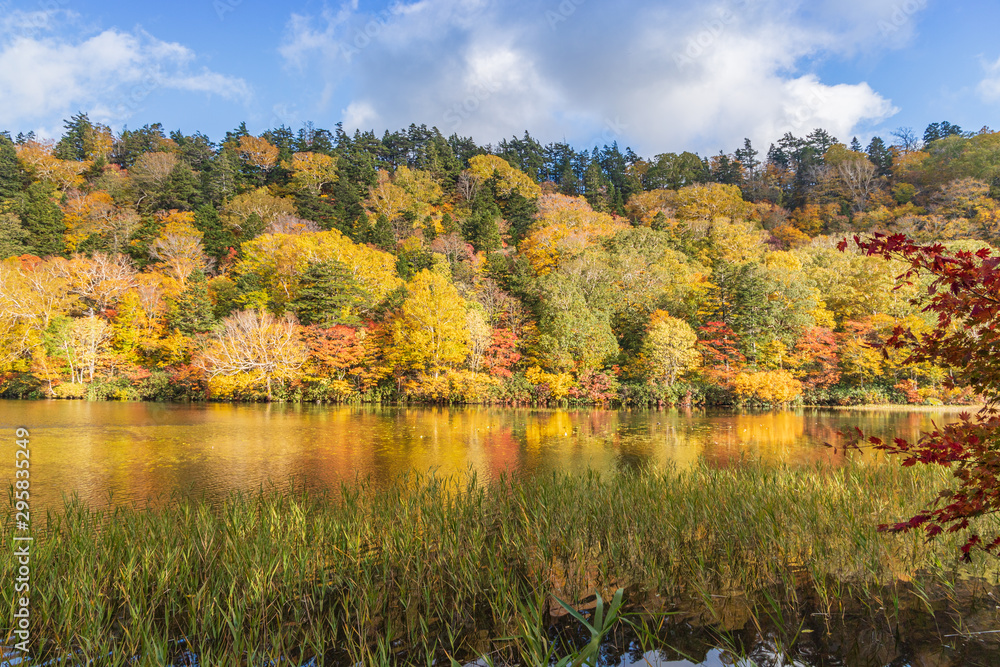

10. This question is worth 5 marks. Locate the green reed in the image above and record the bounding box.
[3,459,998,665]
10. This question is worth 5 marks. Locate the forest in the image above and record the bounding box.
[0,115,996,406]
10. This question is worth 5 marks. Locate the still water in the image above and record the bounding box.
[0,400,969,513]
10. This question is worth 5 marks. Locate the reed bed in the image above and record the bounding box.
[4,459,999,665]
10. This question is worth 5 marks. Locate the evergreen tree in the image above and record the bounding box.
[352,211,372,244]
[372,214,395,252]
[111,123,167,168]
[193,204,238,262]
[328,169,367,239]
[202,147,241,205]
[15,182,66,257]
[462,204,502,254]
[608,183,625,215]
[849,136,862,152]
[290,260,365,327]
[0,213,29,259]
[582,160,606,211]
[923,121,964,146]
[0,135,24,201]
[734,138,760,176]
[866,137,893,177]
[156,162,203,211]
[396,242,436,281]
[55,112,95,161]
[166,269,216,335]
[501,191,539,246]
[558,159,581,195]
[441,212,458,235]
[422,216,438,244]
[294,190,340,233]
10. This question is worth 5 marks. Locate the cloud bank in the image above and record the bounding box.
[279,0,914,154]
[0,10,251,133]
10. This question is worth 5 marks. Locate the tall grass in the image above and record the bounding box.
[4,459,999,665]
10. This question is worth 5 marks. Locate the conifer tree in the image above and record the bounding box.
[290,260,365,327]
[167,269,216,335]
[0,135,24,201]
[15,182,66,257]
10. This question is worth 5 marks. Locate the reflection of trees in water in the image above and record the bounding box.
[23,402,972,511]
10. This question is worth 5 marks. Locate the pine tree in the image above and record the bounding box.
[0,135,24,201]
[15,182,66,257]
[500,191,538,246]
[582,160,606,211]
[294,190,339,232]
[290,260,365,327]
[372,214,395,252]
[167,269,216,335]
[55,112,95,161]
[849,136,862,152]
[462,204,502,254]
[866,137,894,177]
[329,170,367,239]
[194,204,238,262]
[558,160,581,196]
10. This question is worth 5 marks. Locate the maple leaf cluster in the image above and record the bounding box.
[840,232,1000,559]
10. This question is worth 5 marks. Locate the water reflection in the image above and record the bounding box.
[0,401,969,513]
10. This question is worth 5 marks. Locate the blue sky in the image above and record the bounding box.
[1,0,998,156]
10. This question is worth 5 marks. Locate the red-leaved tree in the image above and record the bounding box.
[840,233,1000,560]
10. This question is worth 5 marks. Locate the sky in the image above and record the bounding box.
[0,0,998,157]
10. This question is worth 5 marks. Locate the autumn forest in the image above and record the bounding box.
[0,116,996,406]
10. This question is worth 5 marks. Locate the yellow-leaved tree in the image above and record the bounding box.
[642,311,700,385]
[148,211,212,288]
[198,309,306,401]
[287,152,339,195]
[221,188,296,238]
[236,136,279,171]
[15,140,90,190]
[466,155,541,199]
[0,257,74,373]
[234,230,402,315]
[520,194,628,274]
[732,370,802,405]
[390,270,470,379]
[672,183,752,222]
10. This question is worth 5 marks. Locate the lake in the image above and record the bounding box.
[0,400,969,513]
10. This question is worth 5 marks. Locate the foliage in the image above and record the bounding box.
[198,309,307,400]
[3,117,1000,405]
[521,194,628,274]
[642,310,700,385]
[466,155,542,199]
[389,270,471,379]
[732,369,803,405]
[841,232,1000,559]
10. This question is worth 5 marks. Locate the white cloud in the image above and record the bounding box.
[0,18,251,132]
[979,56,1000,102]
[279,0,915,154]
[342,100,378,128]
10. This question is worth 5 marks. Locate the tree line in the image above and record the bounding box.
[0,114,995,405]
